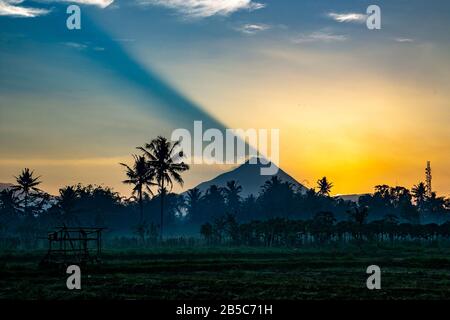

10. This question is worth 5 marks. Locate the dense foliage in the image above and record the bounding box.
[0,137,448,248]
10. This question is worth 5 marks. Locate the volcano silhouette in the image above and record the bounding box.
[190,158,307,197]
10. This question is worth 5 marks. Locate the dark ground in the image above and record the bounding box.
[1,245,450,300]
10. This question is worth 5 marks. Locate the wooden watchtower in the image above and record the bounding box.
[40,226,105,267]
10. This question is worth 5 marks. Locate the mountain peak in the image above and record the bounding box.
[244,156,272,166]
[187,161,306,197]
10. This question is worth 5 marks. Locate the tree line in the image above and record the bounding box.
[0,136,449,248]
[199,211,450,248]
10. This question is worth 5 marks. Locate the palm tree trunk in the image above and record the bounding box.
[160,181,165,242]
[138,188,143,224]
[24,192,28,217]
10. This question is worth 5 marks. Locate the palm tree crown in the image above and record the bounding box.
[139,136,189,240]
[224,180,242,213]
[58,186,80,225]
[121,155,155,196]
[13,168,42,196]
[139,136,189,193]
[317,177,333,196]
[120,155,156,223]
[186,187,203,219]
[412,182,427,204]
[13,168,42,216]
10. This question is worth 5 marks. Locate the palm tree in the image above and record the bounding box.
[58,186,79,225]
[139,136,189,240]
[348,206,369,244]
[317,177,333,196]
[311,211,336,243]
[185,187,203,222]
[412,182,427,210]
[259,176,294,219]
[202,185,226,220]
[261,176,283,192]
[427,192,447,223]
[120,155,156,224]
[382,214,398,244]
[200,222,213,245]
[241,194,257,221]
[13,168,42,217]
[224,180,242,214]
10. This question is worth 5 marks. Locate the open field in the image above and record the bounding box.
[1,245,450,300]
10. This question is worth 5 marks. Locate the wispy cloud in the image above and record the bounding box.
[0,0,113,18]
[395,38,414,43]
[62,42,88,50]
[0,0,50,18]
[46,0,114,8]
[235,23,270,35]
[62,42,107,52]
[138,0,265,18]
[327,12,366,23]
[293,31,347,44]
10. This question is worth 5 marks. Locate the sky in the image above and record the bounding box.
[0,0,449,196]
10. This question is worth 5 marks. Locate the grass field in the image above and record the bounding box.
[1,245,450,300]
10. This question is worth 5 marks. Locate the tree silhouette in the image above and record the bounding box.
[412,182,427,205]
[241,194,257,221]
[427,192,447,223]
[120,155,156,224]
[139,136,189,240]
[213,215,227,244]
[382,214,399,244]
[224,180,242,215]
[200,222,213,245]
[202,185,226,221]
[58,186,79,225]
[348,206,369,246]
[0,189,19,234]
[259,176,295,219]
[70,184,122,227]
[311,211,336,244]
[0,189,18,215]
[317,177,333,196]
[185,187,203,222]
[388,186,418,223]
[224,213,240,244]
[13,168,42,217]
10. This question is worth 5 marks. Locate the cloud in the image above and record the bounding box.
[327,12,366,23]
[62,42,107,52]
[138,0,265,18]
[0,0,50,17]
[0,0,113,18]
[46,0,114,8]
[395,38,414,43]
[293,31,347,44]
[62,42,88,50]
[235,23,269,34]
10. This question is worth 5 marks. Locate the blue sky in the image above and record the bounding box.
[1,0,449,195]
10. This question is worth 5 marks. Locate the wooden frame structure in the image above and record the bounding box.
[40,226,105,267]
